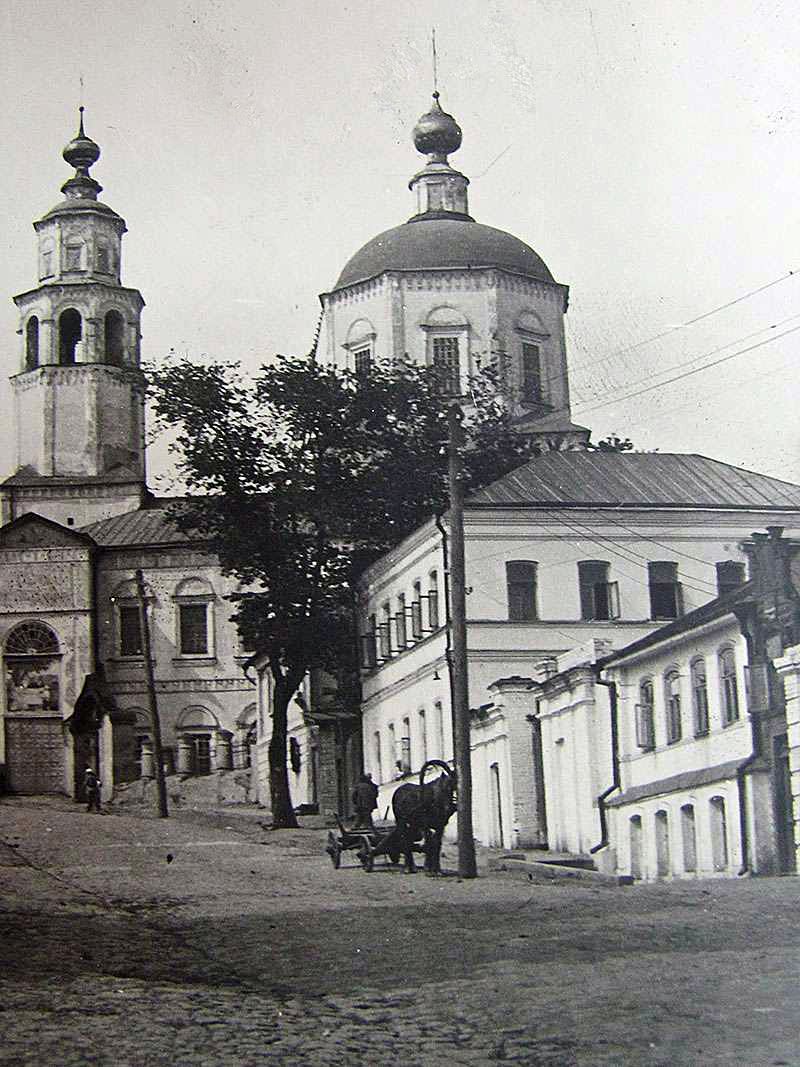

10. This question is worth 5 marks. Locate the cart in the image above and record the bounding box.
[324,814,403,870]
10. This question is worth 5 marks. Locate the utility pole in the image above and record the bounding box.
[135,569,168,818]
[447,404,477,878]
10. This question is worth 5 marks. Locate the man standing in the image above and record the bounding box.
[84,767,101,813]
[352,772,379,829]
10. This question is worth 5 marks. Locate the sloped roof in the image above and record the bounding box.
[80,499,204,547]
[468,452,800,510]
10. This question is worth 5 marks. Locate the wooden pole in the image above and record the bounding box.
[135,569,168,818]
[447,404,477,878]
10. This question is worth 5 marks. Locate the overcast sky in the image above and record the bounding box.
[1,0,798,491]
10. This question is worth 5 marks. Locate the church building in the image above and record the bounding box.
[0,113,259,800]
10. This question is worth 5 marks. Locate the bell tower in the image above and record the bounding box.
[3,109,147,526]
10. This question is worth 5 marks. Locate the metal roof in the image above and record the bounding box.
[80,500,203,547]
[468,452,800,510]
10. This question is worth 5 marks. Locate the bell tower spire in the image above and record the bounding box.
[2,110,147,526]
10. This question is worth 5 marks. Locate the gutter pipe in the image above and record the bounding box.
[590,672,620,855]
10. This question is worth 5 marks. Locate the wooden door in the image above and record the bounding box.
[5,718,65,794]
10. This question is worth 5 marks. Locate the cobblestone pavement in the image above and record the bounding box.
[1,796,799,1066]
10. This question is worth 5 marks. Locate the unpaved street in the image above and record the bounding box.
[0,796,798,1066]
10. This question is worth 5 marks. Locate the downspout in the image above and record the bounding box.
[590,672,620,855]
[735,626,762,876]
[435,512,454,700]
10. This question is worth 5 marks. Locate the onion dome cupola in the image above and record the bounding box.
[409,91,471,219]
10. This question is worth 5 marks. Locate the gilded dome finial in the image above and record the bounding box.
[412,92,462,162]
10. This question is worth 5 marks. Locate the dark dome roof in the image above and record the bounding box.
[333,216,554,291]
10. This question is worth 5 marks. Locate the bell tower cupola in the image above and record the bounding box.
[409,92,471,220]
[3,110,148,526]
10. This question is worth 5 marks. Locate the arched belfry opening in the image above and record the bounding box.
[25,316,39,370]
[59,308,82,365]
[105,310,125,365]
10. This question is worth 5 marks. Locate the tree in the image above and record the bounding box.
[589,433,635,453]
[147,355,544,827]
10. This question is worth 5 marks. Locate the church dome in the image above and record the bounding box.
[333,216,554,291]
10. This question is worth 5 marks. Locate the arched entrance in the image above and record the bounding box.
[3,622,64,794]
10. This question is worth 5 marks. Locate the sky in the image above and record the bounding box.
[0,0,798,491]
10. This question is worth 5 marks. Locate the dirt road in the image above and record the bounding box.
[0,796,797,1066]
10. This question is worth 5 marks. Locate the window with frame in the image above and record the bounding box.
[119,604,144,657]
[506,561,538,622]
[361,613,378,669]
[179,604,209,655]
[418,708,427,763]
[665,670,682,744]
[635,680,655,750]
[411,580,423,639]
[353,345,372,381]
[64,242,83,271]
[379,601,392,659]
[395,593,407,650]
[719,648,740,725]
[691,658,709,736]
[521,342,542,403]
[578,560,620,621]
[431,336,461,396]
[648,561,681,620]
[428,571,440,630]
[716,560,746,597]
[399,717,411,773]
[96,243,110,273]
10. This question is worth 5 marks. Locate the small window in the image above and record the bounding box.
[428,571,440,630]
[179,604,209,655]
[506,561,537,622]
[719,648,740,725]
[395,593,407,650]
[411,580,423,639]
[379,602,392,660]
[648,561,681,620]
[105,310,125,365]
[578,560,620,621]
[521,342,542,402]
[25,317,39,371]
[119,605,143,657]
[96,244,110,273]
[399,719,411,773]
[691,658,709,736]
[418,708,427,764]
[361,614,378,669]
[716,560,746,597]
[64,242,83,271]
[353,345,371,380]
[432,336,461,396]
[635,680,655,750]
[665,671,682,744]
[40,240,54,278]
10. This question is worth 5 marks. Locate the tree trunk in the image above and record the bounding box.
[268,667,300,829]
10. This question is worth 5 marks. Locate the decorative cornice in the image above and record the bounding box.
[111,677,255,694]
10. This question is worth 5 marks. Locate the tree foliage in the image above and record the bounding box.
[146,354,544,825]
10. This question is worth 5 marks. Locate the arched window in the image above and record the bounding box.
[691,658,709,736]
[104,310,125,365]
[4,622,61,716]
[655,809,671,878]
[629,814,643,879]
[635,679,655,750]
[719,648,740,725]
[506,561,538,621]
[59,308,82,365]
[665,670,682,744]
[681,804,697,872]
[709,796,729,870]
[25,317,39,371]
[5,621,60,655]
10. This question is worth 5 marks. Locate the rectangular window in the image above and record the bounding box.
[635,682,655,750]
[665,674,682,744]
[720,650,740,725]
[432,336,461,396]
[506,561,538,622]
[399,719,411,774]
[119,605,143,657]
[521,343,542,402]
[379,602,392,659]
[193,735,212,775]
[418,709,427,764]
[716,560,746,597]
[395,593,407,649]
[428,571,439,630]
[179,604,209,655]
[65,244,82,270]
[648,561,681,620]
[361,615,377,669]
[41,250,53,277]
[578,561,619,621]
[411,580,423,639]
[96,245,110,273]
[353,345,371,380]
[691,660,709,736]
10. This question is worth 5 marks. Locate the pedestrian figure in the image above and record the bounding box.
[84,766,101,813]
[352,772,379,829]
